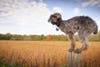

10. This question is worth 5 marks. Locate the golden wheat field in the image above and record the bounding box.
[0,40,100,67]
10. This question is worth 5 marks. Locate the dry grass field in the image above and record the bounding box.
[0,40,100,67]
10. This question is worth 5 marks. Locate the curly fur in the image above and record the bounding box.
[48,13,98,53]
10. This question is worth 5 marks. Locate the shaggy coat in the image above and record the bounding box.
[48,13,98,53]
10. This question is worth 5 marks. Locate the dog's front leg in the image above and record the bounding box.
[68,32,75,52]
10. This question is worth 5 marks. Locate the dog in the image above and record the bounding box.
[48,13,98,53]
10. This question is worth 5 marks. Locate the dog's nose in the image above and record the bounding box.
[48,19,50,22]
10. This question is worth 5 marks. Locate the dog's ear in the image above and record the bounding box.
[54,13,61,19]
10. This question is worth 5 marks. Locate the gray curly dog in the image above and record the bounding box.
[48,13,98,53]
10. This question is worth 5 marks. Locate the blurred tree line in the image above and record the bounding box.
[0,31,100,41]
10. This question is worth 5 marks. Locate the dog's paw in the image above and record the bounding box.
[68,48,74,52]
[74,48,82,54]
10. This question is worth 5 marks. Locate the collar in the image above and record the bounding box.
[56,21,62,27]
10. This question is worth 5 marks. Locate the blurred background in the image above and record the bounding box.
[0,0,100,35]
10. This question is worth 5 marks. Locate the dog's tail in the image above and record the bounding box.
[93,25,98,34]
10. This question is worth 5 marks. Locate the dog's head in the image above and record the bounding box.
[48,13,62,25]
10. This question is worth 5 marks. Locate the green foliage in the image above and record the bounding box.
[0,60,10,67]
[11,35,24,40]
[0,31,100,41]
[51,35,68,41]
[0,33,12,40]
[0,59,26,67]
[30,34,46,41]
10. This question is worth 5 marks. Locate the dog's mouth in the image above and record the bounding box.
[48,19,57,25]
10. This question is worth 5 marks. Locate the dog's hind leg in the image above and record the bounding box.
[79,36,88,50]
[75,34,88,53]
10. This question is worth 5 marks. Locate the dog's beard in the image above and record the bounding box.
[51,21,58,25]
[51,22,57,25]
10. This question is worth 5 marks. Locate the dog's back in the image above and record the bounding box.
[64,16,98,35]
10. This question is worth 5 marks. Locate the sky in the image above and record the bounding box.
[0,0,100,35]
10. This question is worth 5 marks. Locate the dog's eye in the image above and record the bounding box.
[50,16,56,19]
[51,15,56,18]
